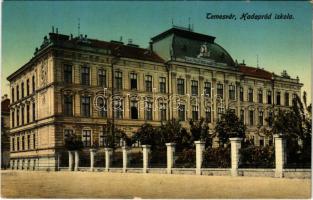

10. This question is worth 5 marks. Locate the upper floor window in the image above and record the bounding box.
[191,80,198,96]
[285,92,289,106]
[12,111,15,128]
[26,79,30,96]
[12,137,15,151]
[11,88,14,103]
[82,130,91,147]
[145,75,152,92]
[97,98,107,118]
[259,111,264,126]
[240,109,244,123]
[130,73,137,90]
[26,104,30,124]
[81,96,91,117]
[249,110,254,126]
[81,66,90,85]
[177,79,185,95]
[240,87,244,101]
[32,75,35,93]
[17,137,20,151]
[64,65,72,84]
[16,85,19,101]
[276,91,281,105]
[21,136,25,150]
[27,135,31,150]
[32,102,36,122]
[204,82,211,97]
[21,82,24,98]
[114,71,123,90]
[130,100,138,119]
[229,85,236,100]
[159,77,166,93]
[114,99,123,119]
[217,107,224,120]
[178,104,185,121]
[33,133,36,149]
[98,69,106,87]
[268,112,273,127]
[145,101,153,120]
[258,89,263,103]
[248,88,253,102]
[160,103,167,121]
[267,91,272,104]
[292,93,297,106]
[192,105,199,121]
[217,83,223,99]
[205,107,211,123]
[64,95,73,116]
[17,108,20,126]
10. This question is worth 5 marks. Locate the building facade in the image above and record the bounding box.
[7,27,302,170]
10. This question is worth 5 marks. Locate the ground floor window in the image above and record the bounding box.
[82,130,91,147]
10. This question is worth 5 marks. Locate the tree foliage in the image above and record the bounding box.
[215,109,246,145]
[189,118,212,147]
[64,132,84,151]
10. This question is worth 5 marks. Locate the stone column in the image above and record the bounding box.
[166,143,176,174]
[90,149,96,172]
[68,151,73,171]
[230,137,242,176]
[142,145,151,173]
[104,148,112,172]
[74,151,79,171]
[195,141,205,175]
[122,146,129,173]
[274,134,286,178]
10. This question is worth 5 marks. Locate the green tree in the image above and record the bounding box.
[215,109,246,146]
[102,120,130,148]
[189,118,212,147]
[64,133,84,151]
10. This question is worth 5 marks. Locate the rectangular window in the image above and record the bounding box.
[81,66,90,85]
[130,100,138,119]
[204,82,211,97]
[285,92,289,106]
[268,112,273,127]
[217,83,223,99]
[21,136,25,150]
[191,80,198,96]
[17,137,20,151]
[229,85,236,100]
[260,138,264,146]
[178,104,185,121]
[114,99,123,119]
[115,71,123,90]
[159,77,166,93]
[98,69,106,87]
[276,92,281,105]
[240,87,244,101]
[64,65,72,84]
[145,75,152,92]
[160,103,167,121]
[32,102,36,122]
[177,79,185,95]
[21,82,24,98]
[82,130,91,147]
[81,96,91,117]
[21,107,24,125]
[192,105,199,121]
[16,85,19,101]
[258,89,263,103]
[97,98,107,118]
[249,110,254,126]
[205,107,211,123]
[12,137,15,151]
[240,109,244,122]
[32,75,35,93]
[248,88,253,102]
[64,129,73,142]
[99,131,106,147]
[267,91,272,104]
[259,111,263,126]
[17,108,20,126]
[27,135,30,150]
[64,95,73,116]
[33,134,36,149]
[218,107,224,120]
[145,102,153,120]
[130,73,137,90]
[26,104,30,123]
[12,111,15,127]
[26,79,30,96]
[12,88,14,103]
[292,93,297,106]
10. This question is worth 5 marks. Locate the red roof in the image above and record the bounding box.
[239,65,272,80]
[1,99,10,113]
[70,38,164,63]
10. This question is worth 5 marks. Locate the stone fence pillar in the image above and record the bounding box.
[90,149,96,172]
[195,141,205,175]
[104,148,112,172]
[230,137,242,176]
[166,143,176,174]
[274,134,286,178]
[122,146,129,173]
[142,145,151,173]
[68,151,74,171]
[74,151,79,171]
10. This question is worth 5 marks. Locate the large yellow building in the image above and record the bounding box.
[7,27,302,170]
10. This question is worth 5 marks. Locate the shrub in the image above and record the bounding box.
[239,145,275,168]
[202,146,231,168]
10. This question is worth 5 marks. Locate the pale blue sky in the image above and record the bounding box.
[2,1,312,100]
